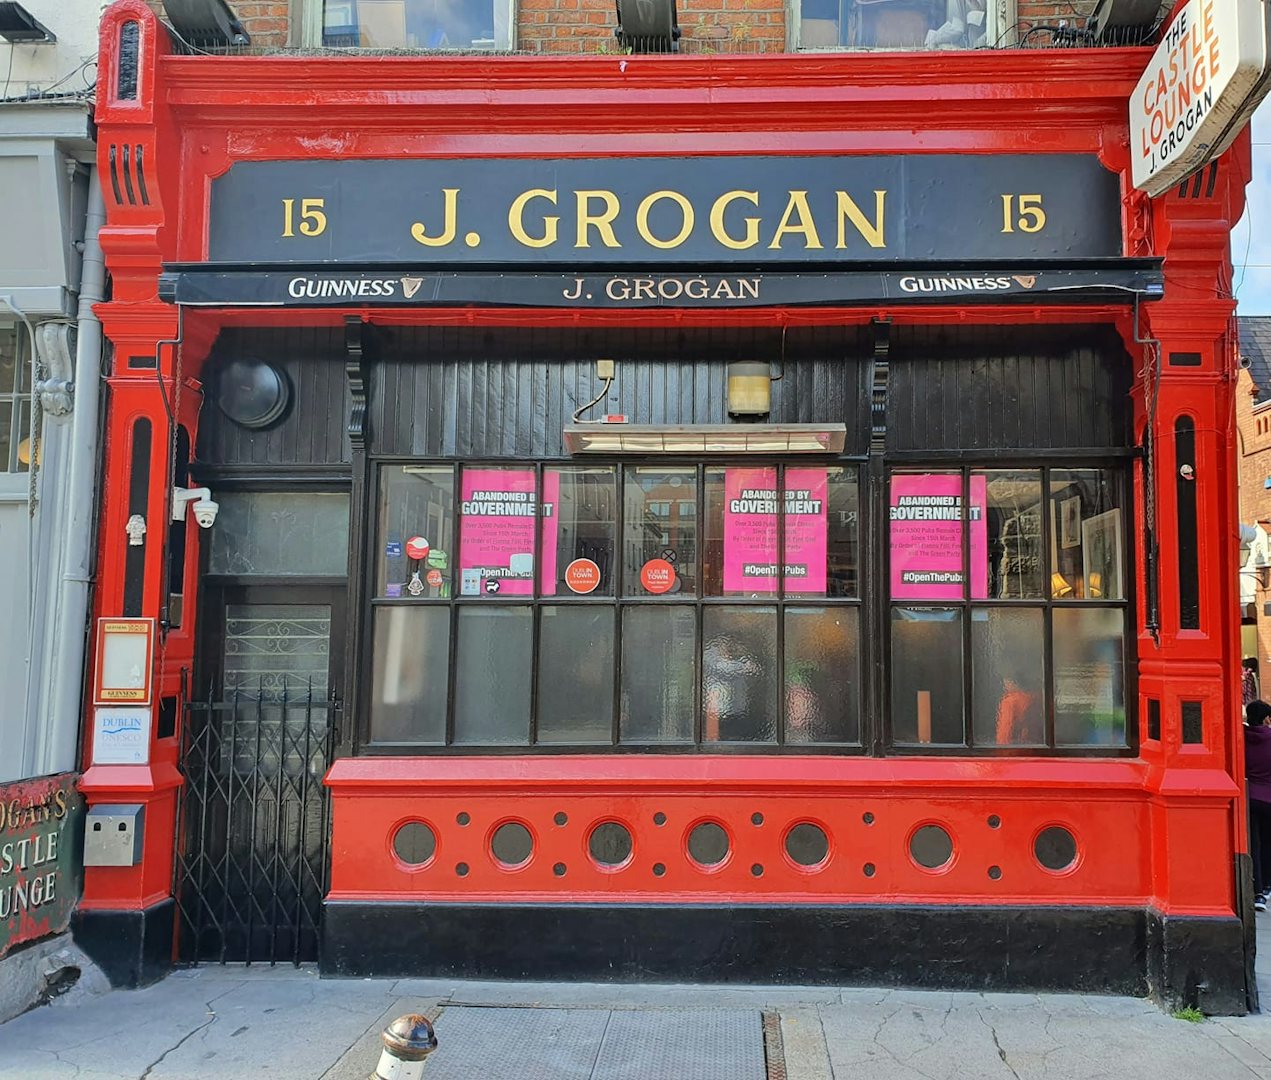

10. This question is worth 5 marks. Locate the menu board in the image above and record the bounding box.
[723,467,828,594]
[889,474,987,600]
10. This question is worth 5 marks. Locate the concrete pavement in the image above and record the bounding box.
[1,921,1270,1079]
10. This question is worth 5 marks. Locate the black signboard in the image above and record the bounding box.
[161,262,1164,309]
[208,155,1123,267]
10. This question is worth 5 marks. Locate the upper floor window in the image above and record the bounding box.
[797,0,1003,51]
[323,0,513,49]
[0,325,30,474]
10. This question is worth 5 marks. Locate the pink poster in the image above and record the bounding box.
[458,469,558,597]
[889,474,987,600]
[723,467,828,594]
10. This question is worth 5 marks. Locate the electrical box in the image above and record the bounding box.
[84,804,145,867]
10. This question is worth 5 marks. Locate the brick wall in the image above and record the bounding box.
[145,0,291,48]
[1236,367,1271,675]
[145,0,1106,54]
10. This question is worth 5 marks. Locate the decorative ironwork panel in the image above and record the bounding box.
[175,692,338,965]
[223,604,331,701]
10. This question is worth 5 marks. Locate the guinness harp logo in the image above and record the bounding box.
[1012,275,1037,289]
[400,276,424,299]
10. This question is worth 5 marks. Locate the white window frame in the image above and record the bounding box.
[302,0,518,50]
[789,0,1018,52]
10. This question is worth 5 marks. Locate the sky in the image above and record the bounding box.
[1232,105,1270,316]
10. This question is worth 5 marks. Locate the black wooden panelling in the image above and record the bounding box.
[198,326,351,467]
[374,325,871,459]
[198,323,1131,467]
[887,325,1131,452]
[124,418,151,617]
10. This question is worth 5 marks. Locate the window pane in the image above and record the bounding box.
[785,606,860,744]
[891,607,964,745]
[537,606,614,744]
[1050,470,1124,600]
[379,466,454,598]
[0,326,16,395]
[454,607,531,744]
[971,608,1045,746]
[620,606,695,743]
[799,0,988,50]
[369,606,449,744]
[889,473,986,600]
[796,466,859,599]
[705,466,776,597]
[1053,608,1126,746]
[15,400,29,473]
[540,466,616,597]
[459,466,537,598]
[980,470,1043,599]
[703,606,777,743]
[624,467,697,596]
[0,401,11,474]
[209,492,350,577]
[324,0,511,50]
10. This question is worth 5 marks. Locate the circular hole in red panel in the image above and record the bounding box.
[588,821,633,870]
[553,862,567,877]
[687,821,731,869]
[490,821,534,869]
[784,822,830,870]
[653,863,666,877]
[1034,825,1078,873]
[988,865,1003,880]
[391,821,436,868]
[909,824,954,871]
[863,863,876,877]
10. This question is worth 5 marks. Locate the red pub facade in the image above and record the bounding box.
[74,0,1256,1012]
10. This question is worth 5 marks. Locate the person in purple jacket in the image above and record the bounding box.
[1245,699,1271,911]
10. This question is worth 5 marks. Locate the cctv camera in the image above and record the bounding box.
[192,497,219,529]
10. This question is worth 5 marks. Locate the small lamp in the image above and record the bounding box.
[727,361,772,418]
[1050,572,1074,599]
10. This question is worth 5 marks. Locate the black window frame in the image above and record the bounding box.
[360,456,866,755]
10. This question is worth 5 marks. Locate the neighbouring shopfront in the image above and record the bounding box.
[75,0,1254,1012]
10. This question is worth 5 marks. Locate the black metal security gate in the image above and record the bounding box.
[174,688,340,964]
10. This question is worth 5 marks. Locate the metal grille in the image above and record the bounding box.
[174,689,339,964]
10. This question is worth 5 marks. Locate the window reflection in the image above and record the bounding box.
[800,0,989,50]
[323,0,510,50]
[624,467,697,596]
[703,607,778,743]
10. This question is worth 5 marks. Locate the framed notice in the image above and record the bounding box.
[1081,509,1123,600]
[93,618,154,705]
[91,707,152,765]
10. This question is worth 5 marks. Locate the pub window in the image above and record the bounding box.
[888,466,1129,751]
[321,0,513,50]
[795,0,1012,52]
[368,461,862,750]
[0,325,31,474]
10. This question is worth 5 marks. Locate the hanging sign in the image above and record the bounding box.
[458,470,558,596]
[640,558,676,594]
[0,772,85,961]
[91,707,152,766]
[1130,0,1271,196]
[207,154,1122,266]
[722,467,828,594]
[564,558,602,594]
[889,475,988,600]
[93,618,154,705]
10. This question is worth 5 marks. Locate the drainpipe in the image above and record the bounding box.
[39,170,106,774]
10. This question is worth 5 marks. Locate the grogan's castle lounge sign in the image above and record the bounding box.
[207,155,1123,266]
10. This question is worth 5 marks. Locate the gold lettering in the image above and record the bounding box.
[410,189,460,247]
[835,190,887,249]
[636,190,694,249]
[575,190,621,249]
[769,191,823,250]
[709,191,761,250]
[508,189,559,248]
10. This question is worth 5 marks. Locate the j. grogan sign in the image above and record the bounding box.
[1130,0,1270,197]
[207,154,1123,266]
[0,772,84,960]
